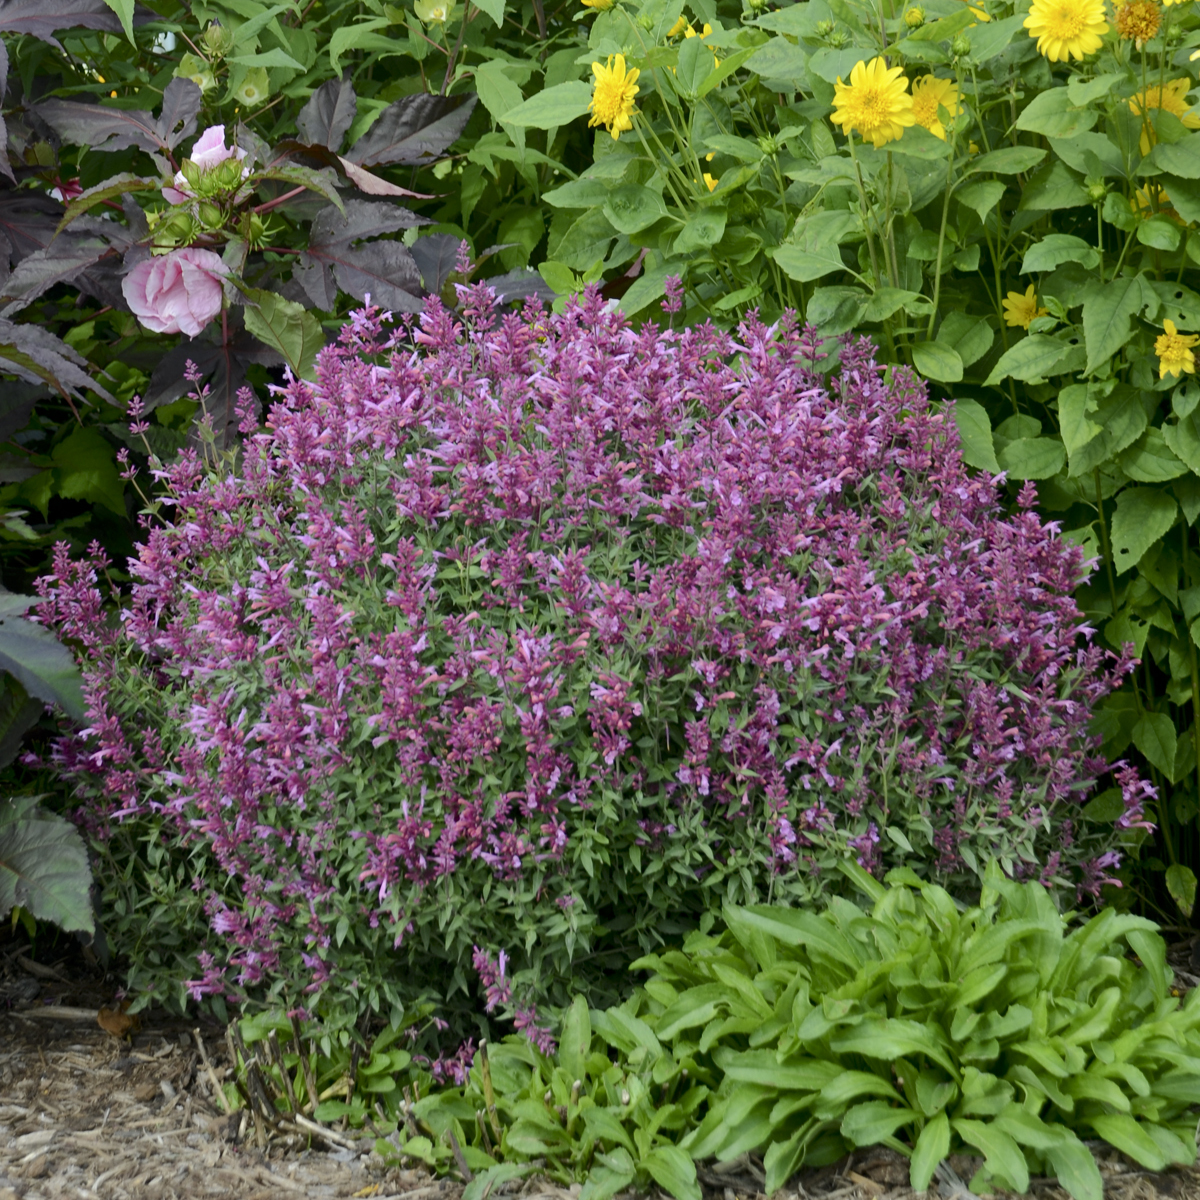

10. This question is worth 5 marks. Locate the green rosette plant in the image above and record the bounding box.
[375,864,1200,1200]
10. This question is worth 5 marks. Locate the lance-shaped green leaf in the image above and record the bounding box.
[502,82,593,129]
[0,794,94,934]
[952,1120,1030,1192]
[909,1112,950,1192]
[641,1145,700,1200]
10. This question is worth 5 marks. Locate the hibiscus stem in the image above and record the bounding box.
[253,186,308,216]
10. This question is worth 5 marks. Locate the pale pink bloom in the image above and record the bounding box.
[162,124,247,204]
[122,247,224,336]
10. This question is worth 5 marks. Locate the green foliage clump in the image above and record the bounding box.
[386,866,1200,1200]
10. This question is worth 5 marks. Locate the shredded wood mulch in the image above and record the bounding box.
[2,939,1200,1200]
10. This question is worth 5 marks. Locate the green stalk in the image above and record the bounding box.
[846,133,884,289]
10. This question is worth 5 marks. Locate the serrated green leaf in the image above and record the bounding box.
[0,795,94,933]
[242,288,324,380]
[1082,274,1156,376]
[1110,488,1178,574]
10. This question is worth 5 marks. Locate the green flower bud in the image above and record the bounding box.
[213,156,246,190]
[815,18,834,36]
[1085,178,1109,205]
[757,134,779,156]
[179,159,204,192]
[951,31,972,56]
[198,201,223,230]
[827,28,851,46]
[202,21,234,57]
[636,11,654,28]
[745,0,768,12]
[904,5,925,25]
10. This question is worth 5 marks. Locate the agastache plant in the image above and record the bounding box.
[35,283,1147,1034]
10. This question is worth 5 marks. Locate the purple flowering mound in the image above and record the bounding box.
[37,286,1147,1032]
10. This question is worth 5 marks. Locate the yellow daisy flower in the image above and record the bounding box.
[581,0,615,8]
[1024,0,1109,61]
[830,57,915,149]
[703,172,718,191]
[911,76,961,140]
[1156,319,1199,378]
[667,14,688,35]
[1129,79,1200,154]
[1114,0,1162,46]
[1002,284,1048,330]
[961,0,991,21]
[588,55,640,140]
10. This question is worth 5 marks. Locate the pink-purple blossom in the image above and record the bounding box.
[36,284,1146,1029]
[162,124,247,204]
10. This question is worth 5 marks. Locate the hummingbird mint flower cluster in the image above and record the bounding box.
[36,284,1145,1031]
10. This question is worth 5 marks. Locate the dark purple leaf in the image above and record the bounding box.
[300,200,426,313]
[346,93,477,168]
[0,40,8,107]
[0,0,148,49]
[270,139,435,198]
[0,386,39,443]
[485,268,557,306]
[293,256,336,311]
[409,233,462,294]
[35,99,166,155]
[0,191,65,265]
[0,317,113,403]
[296,76,357,153]
[0,234,111,316]
[0,117,13,186]
[156,78,203,150]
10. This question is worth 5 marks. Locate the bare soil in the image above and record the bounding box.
[2,939,1199,1200]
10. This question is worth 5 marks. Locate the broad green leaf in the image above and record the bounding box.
[52,425,125,518]
[1061,985,1121,1045]
[863,288,930,322]
[642,1145,701,1200]
[956,181,1005,222]
[805,286,868,335]
[909,1111,949,1192]
[242,288,324,380]
[1145,133,1200,179]
[1137,214,1182,252]
[329,18,389,74]
[1021,234,1100,272]
[1119,427,1187,482]
[0,794,94,933]
[1163,411,1200,473]
[983,335,1070,385]
[674,209,727,256]
[966,145,1047,176]
[1015,88,1096,139]
[770,243,848,283]
[996,437,1065,480]
[503,82,594,128]
[841,1102,918,1146]
[1018,159,1087,211]
[655,983,729,1039]
[1082,274,1156,375]
[952,1119,1029,1192]
[602,186,667,235]
[911,341,963,383]
[473,61,527,154]
[674,35,711,100]
[939,312,994,367]
[952,395,1002,471]
[1109,488,1177,574]
[1067,72,1127,106]
[0,611,85,721]
[1165,863,1196,917]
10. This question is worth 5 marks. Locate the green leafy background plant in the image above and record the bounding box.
[228,865,1200,1200]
